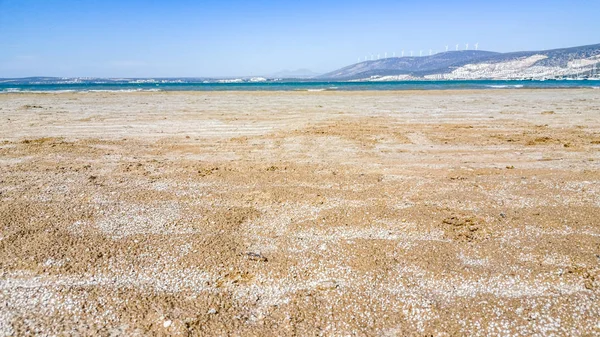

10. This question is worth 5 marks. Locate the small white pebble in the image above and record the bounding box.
[208,308,217,314]
[163,320,172,328]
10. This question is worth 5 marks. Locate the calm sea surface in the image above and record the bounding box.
[1,80,598,92]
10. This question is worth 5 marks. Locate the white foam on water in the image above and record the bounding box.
[486,84,524,89]
[1,88,163,94]
[85,88,162,93]
[0,88,21,93]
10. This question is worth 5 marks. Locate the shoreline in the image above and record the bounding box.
[1,87,599,95]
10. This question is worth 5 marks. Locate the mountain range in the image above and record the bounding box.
[318,43,600,80]
[2,44,599,82]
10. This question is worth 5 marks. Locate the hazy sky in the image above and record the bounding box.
[1,0,599,77]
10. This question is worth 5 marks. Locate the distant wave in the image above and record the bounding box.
[1,88,162,93]
[293,87,338,92]
[85,88,162,93]
[486,85,524,88]
[294,88,326,92]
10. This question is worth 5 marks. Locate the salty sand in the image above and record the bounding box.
[1,89,599,335]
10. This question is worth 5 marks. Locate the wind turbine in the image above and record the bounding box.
[371,54,374,60]
[465,43,469,50]
[475,42,479,50]
[402,50,405,57]
[377,54,380,59]
[393,51,396,57]
[385,52,387,58]
[420,50,423,57]
[410,50,413,56]
[429,49,432,56]
[445,45,449,52]
[456,44,459,51]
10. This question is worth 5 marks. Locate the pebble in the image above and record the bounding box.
[163,320,172,328]
[317,280,339,290]
[245,252,268,262]
[208,308,217,315]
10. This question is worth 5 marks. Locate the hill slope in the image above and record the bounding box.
[318,43,600,80]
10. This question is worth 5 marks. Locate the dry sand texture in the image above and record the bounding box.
[1,89,600,336]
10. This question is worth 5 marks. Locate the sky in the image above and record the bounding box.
[1,0,599,78]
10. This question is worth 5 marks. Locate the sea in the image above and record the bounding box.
[1,79,598,93]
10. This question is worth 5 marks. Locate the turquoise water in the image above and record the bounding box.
[1,79,598,92]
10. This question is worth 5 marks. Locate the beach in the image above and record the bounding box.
[1,89,599,335]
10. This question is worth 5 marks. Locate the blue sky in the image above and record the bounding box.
[1,0,599,77]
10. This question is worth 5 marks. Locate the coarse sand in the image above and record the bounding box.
[1,90,599,335]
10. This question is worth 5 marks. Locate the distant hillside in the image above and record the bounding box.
[318,43,600,80]
[318,51,499,79]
